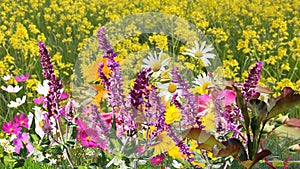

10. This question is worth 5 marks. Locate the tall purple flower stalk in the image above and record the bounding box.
[242,62,263,102]
[97,27,112,55]
[39,42,63,120]
[171,67,202,128]
[166,124,194,163]
[147,86,166,138]
[97,27,137,137]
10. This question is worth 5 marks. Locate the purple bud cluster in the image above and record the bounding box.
[242,62,263,102]
[129,68,151,109]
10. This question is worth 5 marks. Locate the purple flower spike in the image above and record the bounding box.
[97,27,112,55]
[242,62,263,102]
[38,42,64,119]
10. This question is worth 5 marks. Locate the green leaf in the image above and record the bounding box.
[3,156,16,168]
[273,124,300,139]
[182,128,223,151]
[266,87,300,121]
[249,99,268,122]
[233,86,250,130]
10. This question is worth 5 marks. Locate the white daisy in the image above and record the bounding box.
[7,96,26,108]
[157,82,182,102]
[36,80,50,96]
[1,85,23,93]
[193,73,212,87]
[142,50,169,74]
[181,40,216,66]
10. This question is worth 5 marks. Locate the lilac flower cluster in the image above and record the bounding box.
[242,62,263,102]
[147,86,166,138]
[39,41,63,120]
[171,67,201,128]
[97,27,112,55]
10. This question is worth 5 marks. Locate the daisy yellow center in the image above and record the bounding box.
[195,51,203,57]
[152,61,161,72]
[20,120,24,125]
[167,83,177,93]
[9,128,13,132]
[86,136,92,142]
[202,82,211,90]
[39,120,44,128]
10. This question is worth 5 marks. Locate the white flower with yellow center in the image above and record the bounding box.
[142,50,169,75]
[157,82,181,102]
[181,40,216,66]
[193,73,212,95]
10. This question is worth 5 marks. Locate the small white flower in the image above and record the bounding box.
[1,85,23,93]
[4,145,15,154]
[2,74,12,81]
[142,50,169,74]
[36,80,50,96]
[7,96,26,108]
[0,139,9,147]
[172,160,183,169]
[49,158,57,165]
[181,40,216,66]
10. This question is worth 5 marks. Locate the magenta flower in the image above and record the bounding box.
[79,128,99,148]
[33,96,45,104]
[15,74,30,82]
[60,92,69,100]
[13,114,29,129]
[13,132,34,154]
[2,121,21,134]
[150,154,165,166]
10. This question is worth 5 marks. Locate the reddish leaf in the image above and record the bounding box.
[213,138,243,157]
[240,150,271,169]
[266,87,300,121]
[287,118,300,128]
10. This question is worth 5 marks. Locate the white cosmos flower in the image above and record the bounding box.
[1,85,23,93]
[181,40,216,66]
[32,106,56,139]
[172,160,183,169]
[2,74,12,81]
[7,96,26,108]
[36,80,50,96]
[142,50,169,74]
[157,82,182,102]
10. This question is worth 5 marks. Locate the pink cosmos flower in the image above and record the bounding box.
[15,74,30,82]
[79,128,99,148]
[13,114,29,129]
[198,90,236,115]
[150,154,165,166]
[2,121,22,135]
[13,132,34,154]
[33,96,45,104]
